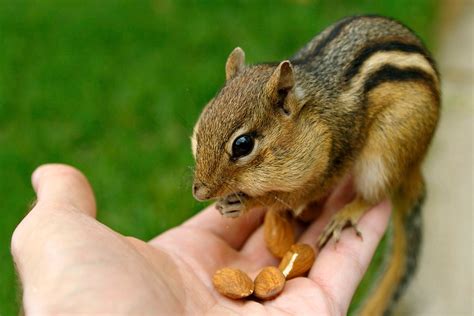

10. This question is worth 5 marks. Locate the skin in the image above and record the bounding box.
[11,164,391,315]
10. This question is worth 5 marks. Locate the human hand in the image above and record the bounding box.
[12,164,391,315]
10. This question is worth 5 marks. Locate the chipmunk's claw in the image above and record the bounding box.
[317,209,363,248]
[216,192,247,218]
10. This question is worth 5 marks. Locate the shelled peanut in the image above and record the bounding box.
[254,267,286,299]
[279,243,316,279]
[264,210,295,258]
[212,243,317,300]
[212,268,254,299]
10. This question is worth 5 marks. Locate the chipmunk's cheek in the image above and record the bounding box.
[241,169,280,196]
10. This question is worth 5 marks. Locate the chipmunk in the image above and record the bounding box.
[191,15,439,315]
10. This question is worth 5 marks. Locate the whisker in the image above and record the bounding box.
[253,195,270,209]
[273,195,292,210]
[224,183,275,211]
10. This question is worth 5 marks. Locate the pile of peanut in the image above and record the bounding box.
[213,243,316,300]
[213,211,318,300]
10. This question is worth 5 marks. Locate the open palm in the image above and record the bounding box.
[12,164,390,315]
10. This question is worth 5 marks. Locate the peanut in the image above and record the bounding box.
[253,266,286,299]
[264,210,295,258]
[278,243,316,279]
[212,268,254,299]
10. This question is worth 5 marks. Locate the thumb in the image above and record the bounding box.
[32,164,96,217]
[11,164,99,273]
[11,164,97,258]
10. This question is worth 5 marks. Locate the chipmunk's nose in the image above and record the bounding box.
[192,182,212,201]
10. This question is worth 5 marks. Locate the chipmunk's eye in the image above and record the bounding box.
[231,134,254,159]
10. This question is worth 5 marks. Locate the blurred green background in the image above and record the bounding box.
[0,0,439,314]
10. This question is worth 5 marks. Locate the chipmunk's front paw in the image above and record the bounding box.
[317,206,364,248]
[216,192,247,218]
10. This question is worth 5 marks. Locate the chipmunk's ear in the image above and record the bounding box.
[266,60,299,115]
[225,47,245,80]
[269,60,294,91]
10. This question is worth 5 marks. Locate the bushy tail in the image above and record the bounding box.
[355,173,425,316]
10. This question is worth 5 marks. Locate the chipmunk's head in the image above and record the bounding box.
[191,47,330,204]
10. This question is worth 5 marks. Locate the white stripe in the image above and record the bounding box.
[360,51,435,78]
[340,51,437,105]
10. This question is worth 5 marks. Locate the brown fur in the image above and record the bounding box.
[192,15,439,314]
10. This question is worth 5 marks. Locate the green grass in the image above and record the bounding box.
[0,0,438,314]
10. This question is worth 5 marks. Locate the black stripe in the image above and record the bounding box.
[345,41,437,83]
[364,65,436,94]
[386,191,424,315]
[310,16,359,56]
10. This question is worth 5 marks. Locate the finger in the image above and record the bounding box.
[239,226,280,269]
[181,205,266,250]
[308,200,391,312]
[32,164,96,217]
[298,175,355,246]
